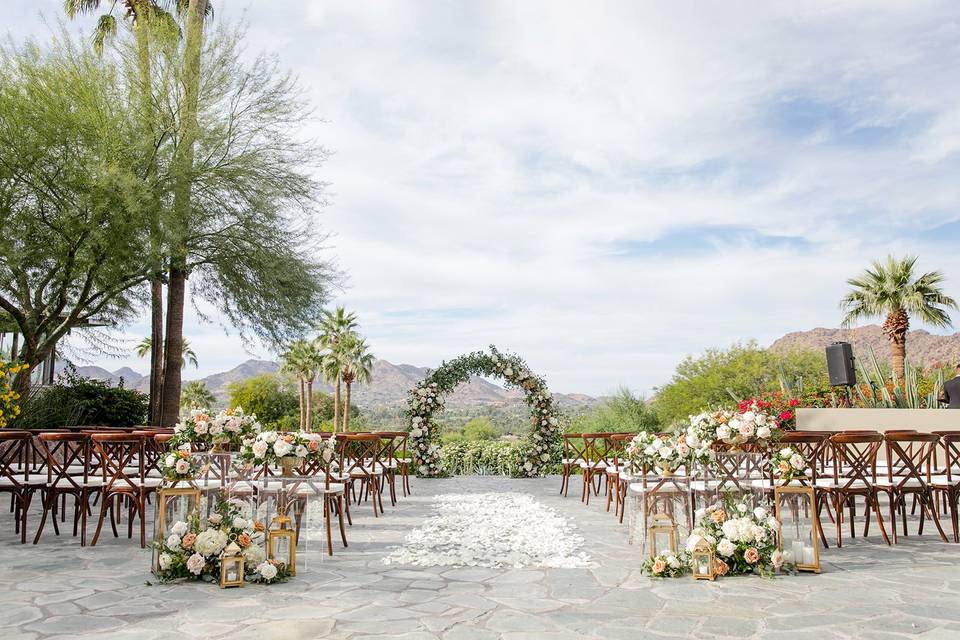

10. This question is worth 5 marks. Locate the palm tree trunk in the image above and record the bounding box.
[891,337,907,385]
[306,379,314,432]
[343,381,352,432]
[298,378,305,429]
[159,265,186,426]
[333,379,341,433]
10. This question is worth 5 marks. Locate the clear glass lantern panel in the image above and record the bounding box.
[223,558,242,583]
[776,489,817,566]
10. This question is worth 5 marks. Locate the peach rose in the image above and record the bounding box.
[237,533,251,548]
[652,558,667,574]
[714,559,729,576]
[254,521,265,532]
[283,434,295,443]
[181,533,197,549]
[307,440,320,452]
[778,461,791,474]
[744,547,759,564]
[711,509,727,524]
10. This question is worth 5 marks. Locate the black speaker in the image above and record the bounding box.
[826,342,856,387]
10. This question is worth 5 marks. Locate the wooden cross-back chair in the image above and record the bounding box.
[579,433,613,505]
[823,432,890,548]
[33,433,101,546]
[932,432,960,542]
[877,433,948,544]
[89,433,159,548]
[340,434,385,517]
[0,431,44,543]
[560,434,588,497]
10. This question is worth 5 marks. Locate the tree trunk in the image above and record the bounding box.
[343,381,352,432]
[333,379,341,433]
[890,337,907,386]
[149,279,164,424]
[298,378,305,429]
[159,265,186,425]
[306,379,313,432]
[161,0,206,426]
[10,332,18,361]
[883,309,910,385]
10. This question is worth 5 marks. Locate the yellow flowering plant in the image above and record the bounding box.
[0,361,28,428]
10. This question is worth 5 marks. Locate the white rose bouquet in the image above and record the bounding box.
[159,447,201,482]
[770,446,810,484]
[239,430,337,469]
[641,551,691,578]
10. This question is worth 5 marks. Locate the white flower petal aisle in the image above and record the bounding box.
[383,492,592,569]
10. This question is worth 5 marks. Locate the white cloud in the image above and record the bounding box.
[9,0,960,395]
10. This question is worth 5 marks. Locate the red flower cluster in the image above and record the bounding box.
[737,396,800,429]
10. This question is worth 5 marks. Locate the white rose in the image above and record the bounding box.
[295,445,308,458]
[757,426,771,439]
[158,553,173,570]
[194,421,208,434]
[790,454,805,470]
[252,441,268,459]
[716,425,731,440]
[174,423,185,434]
[165,455,176,467]
[717,539,736,557]
[658,447,673,459]
[208,423,223,436]
[739,423,755,437]
[175,459,190,475]
[767,516,780,530]
[243,544,265,565]
[780,447,793,456]
[751,525,767,542]
[257,561,278,580]
[273,440,293,457]
[194,529,228,557]
[742,411,755,423]
[166,534,182,550]
[263,431,278,444]
[412,416,422,424]
[504,367,513,376]
[171,521,188,536]
[233,517,247,530]
[667,555,680,568]
[753,507,767,520]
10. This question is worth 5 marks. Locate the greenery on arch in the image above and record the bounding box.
[406,346,561,478]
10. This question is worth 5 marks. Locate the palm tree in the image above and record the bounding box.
[281,340,311,429]
[339,335,374,432]
[180,380,214,409]
[317,307,358,430]
[135,337,198,368]
[841,255,957,383]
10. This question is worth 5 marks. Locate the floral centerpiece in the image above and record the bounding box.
[627,431,714,476]
[159,447,202,482]
[770,446,809,484]
[153,498,290,584]
[239,430,337,475]
[689,401,784,451]
[0,361,28,428]
[172,407,262,451]
[688,498,787,576]
[641,551,691,578]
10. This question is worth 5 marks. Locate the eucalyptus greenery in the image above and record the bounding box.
[406,346,561,478]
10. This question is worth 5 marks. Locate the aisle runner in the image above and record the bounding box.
[383,492,591,568]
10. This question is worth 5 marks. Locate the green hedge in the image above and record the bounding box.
[439,440,561,477]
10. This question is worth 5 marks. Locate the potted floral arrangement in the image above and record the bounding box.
[159,447,202,482]
[770,446,809,484]
[239,430,337,476]
[172,407,262,452]
[152,498,290,584]
[688,498,787,576]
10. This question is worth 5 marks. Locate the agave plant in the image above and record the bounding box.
[851,346,943,409]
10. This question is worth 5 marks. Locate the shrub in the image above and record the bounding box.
[12,370,147,429]
[441,440,521,476]
[568,388,660,433]
[226,373,299,427]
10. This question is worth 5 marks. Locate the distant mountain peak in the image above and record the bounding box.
[769,325,960,367]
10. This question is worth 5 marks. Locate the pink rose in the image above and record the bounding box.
[744,547,759,564]
[186,553,205,575]
[175,460,190,475]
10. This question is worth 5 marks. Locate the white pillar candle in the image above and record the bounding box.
[792,540,803,561]
[802,545,815,565]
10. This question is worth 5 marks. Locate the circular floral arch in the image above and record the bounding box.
[407,346,561,478]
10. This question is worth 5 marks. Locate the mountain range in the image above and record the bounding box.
[769,324,960,367]
[59,358,600,411]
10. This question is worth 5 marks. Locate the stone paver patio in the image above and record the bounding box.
[2,475,960,639]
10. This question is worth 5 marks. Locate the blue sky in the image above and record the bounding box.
[8,1,960,395]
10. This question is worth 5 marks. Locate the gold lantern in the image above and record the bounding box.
[774,485,821,573]
[153,483,201,573]
[268,503,297,576]
[691,539,716,581]
[647,513,677,558]
[219,542,245,588]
